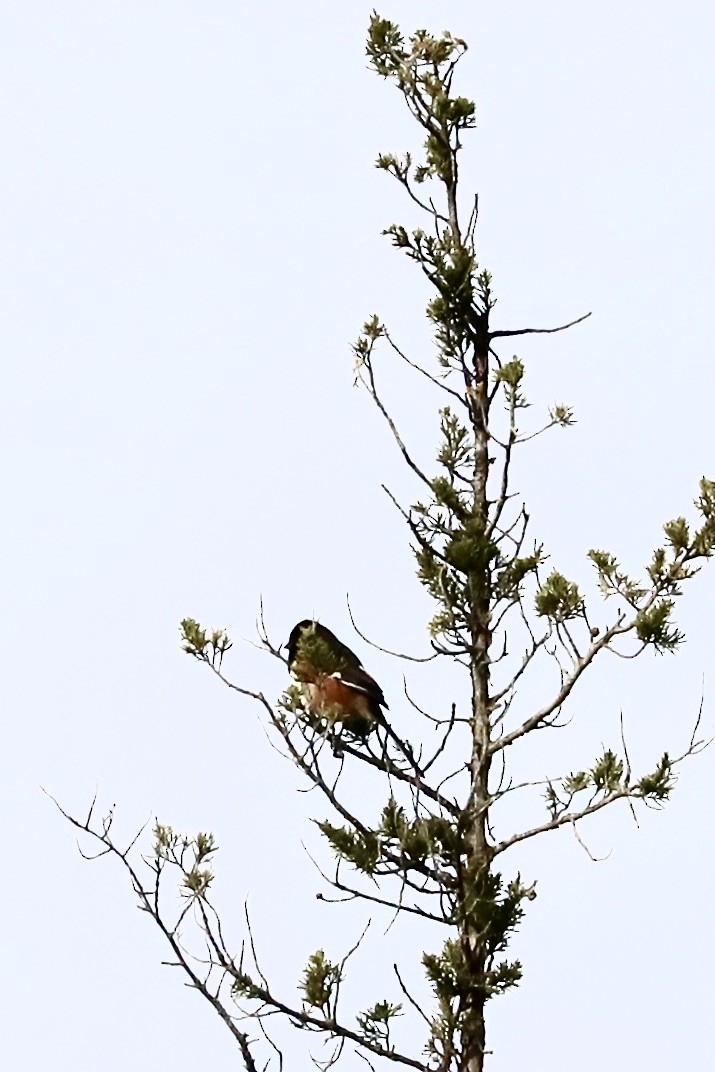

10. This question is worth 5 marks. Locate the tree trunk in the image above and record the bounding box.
[461,324,493,1072]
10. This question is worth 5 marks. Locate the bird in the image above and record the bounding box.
[286,620,388,736]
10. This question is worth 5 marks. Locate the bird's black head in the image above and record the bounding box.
[286,620,363,673]
[286,620,317,669]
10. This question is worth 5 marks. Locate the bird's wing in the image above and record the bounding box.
[329,666,388,710]
[315,624,363,669]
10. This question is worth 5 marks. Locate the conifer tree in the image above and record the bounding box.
[52,14,714,1072]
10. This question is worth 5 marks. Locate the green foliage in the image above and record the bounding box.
[437,407,473,474]
[353,314,384,370]
[646,544,699,591]
[495,358,528,409]
[378,225,481,365]
[635,600,684,652]
[365,14,407,77]
[549,403,575,427]
[302,950,341,1012]
[485,960,523,995]
[444,523,498,575]
[413,543,468,641]
[590,750,625,792]
[195,831,217,863]
[425,243,479,360]
[357,1000,403,1046]
[278,683,306,715]
[534,570,584,622]
[153,821,179,854]
[495,358,524,389]
[424,938,522,1004]
[588,549,646,605]
[379,798,463,865]
[410,387,511,641]
[180,618,208,656]
[495,549,544,601]
[693,477,715,554]
[153,822,217,864]
[362,313,384,339]
[318,801,466,882]
[664,516,690,552]
[375,150,411,181]
[431,475,469,519]
[366,12,483,376]
[562,771,590,795]
[420,866,531,1058]
[544,782,560,818]
[152,824,217,901]
[182,866,213,898]
[423,939,467,1001]
[545,751,624,819]
[180,618,232,665]
[317,821,380,874]
[231,970,264,1002]
[545,746,681,822]
[366,13,474,190]
[459,871,534,968]
[636,753,675,803]
[587,481,715,643]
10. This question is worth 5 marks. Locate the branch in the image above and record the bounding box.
[490,629,552,712]
[493,711,709,856]
[489,618,627,754]
[489,311,591,340]
[42,790,260,1072]
[232,979,430,1072]
[381,485,453,571]
[380,153,449,222]
[203,664,458,895]
[486,389,518,539]
[346,597,439,664]
[312,858,450,926]
[492,786,629,856]
[382,327,468,408]
[358,349,433,490]
[337,736,460,818]
[571,820,611,863]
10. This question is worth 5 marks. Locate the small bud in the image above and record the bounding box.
[549,403,576,427]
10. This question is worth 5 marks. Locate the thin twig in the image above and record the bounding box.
[489,311,591,340]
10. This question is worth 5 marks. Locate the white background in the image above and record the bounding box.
[2,2,713,1068]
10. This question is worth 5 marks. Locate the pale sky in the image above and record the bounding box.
[2,2,714,1069]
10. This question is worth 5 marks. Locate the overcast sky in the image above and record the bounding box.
[2,2,714,1069]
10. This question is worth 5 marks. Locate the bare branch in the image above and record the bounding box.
[489,618,628,754]
[347,596,439,664]
[571,820,611,863]
[42,790,260,1071]
[313,854,450,925]
[394,964,432,1029]
[337,737,460,818]
[382,327,468,408]
[358,349,433,491]
[225,975,430,1072]
[493,721,707,857]
[489,311,592,340]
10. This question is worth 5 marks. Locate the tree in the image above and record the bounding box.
[50,13,714,1072]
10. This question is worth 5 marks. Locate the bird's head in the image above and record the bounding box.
[286,619,318,669]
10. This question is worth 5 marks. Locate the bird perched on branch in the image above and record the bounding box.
[286,620,388,737]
